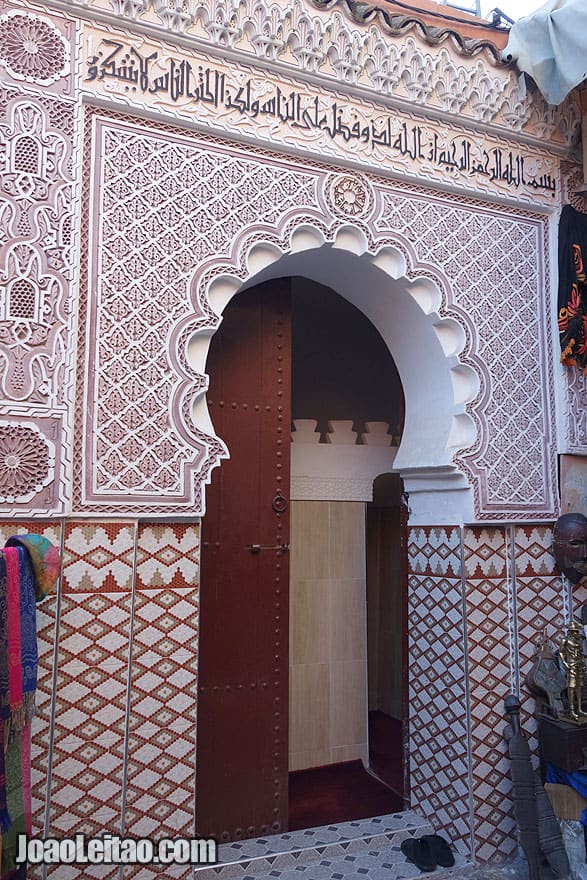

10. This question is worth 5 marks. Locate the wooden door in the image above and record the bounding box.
[196,279,292,842]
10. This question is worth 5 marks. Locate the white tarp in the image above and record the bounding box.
[503,0,587,105]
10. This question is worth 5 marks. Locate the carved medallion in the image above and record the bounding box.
[0,11,69,84]
[0,423,53,503]
[329,174,372,219]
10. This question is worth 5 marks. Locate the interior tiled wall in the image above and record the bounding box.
[289,501,368,772]
[367,506,403,719]
[0,520,200,880]
[463,527,516,863]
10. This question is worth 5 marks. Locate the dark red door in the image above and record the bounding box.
[196,279,292,842]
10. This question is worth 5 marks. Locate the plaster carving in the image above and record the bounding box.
[290,475,375,501]
[75,108,556,520]
[0,10,69,85]
[563,367,587,454]
[375,184,555,518]
[0,97,73,406]
[290,420,397,501]
[0,422,54,503]
[0,90,75,515]
[81,23,561,209]
[71,0,579,149]
[329,173,372,219]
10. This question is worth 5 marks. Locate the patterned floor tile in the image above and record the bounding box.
[62,521,135,592]
[124,587,199,841]
[136,523,199,589]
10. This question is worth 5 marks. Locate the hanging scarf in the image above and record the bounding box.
[14,549,36,730]
[4,535,60,603]
[558,204,587,372]
[0,555,9,835]
[3,550,21,735]
[1,734,25,880]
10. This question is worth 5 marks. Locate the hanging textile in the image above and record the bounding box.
[5,535,60,603]
[0,535,60,880]
[558,205,587,372]
[0,554,9,836]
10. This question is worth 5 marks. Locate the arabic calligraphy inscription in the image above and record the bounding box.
[82,27,559,207]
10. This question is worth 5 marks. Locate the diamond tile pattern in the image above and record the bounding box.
[464,527,516,863]
[47,589,130,880]
[4,512,569,868]
[124,587,199,847]
[407,527,472,852]
[514,526,566,757]
[39,520,199,880]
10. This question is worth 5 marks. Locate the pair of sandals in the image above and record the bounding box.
[400,834,455,873]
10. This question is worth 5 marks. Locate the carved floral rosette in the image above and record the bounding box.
[0,10,70,85]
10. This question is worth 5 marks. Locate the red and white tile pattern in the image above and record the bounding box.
[46,522,136,880]
[61,521,136,592]
[123,586,198,848]
[136,523,199,589]
[464,526,516,862]
[514,526,566,756]
[407,527,472,851]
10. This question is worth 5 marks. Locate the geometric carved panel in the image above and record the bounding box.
[73,110,558,521]
[377,190,556,520]
[74,110,319,514]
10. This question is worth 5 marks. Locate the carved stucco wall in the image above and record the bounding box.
[50,0,581,151]
[0,0,579,870]
[0,7,77,515]
[71,106,556,520]
[0,0,563,521]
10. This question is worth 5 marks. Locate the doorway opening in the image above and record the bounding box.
[197,273,408,841]
[287,279,406,830]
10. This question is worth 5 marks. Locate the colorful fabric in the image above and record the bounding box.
[5,534,60,603]
[15,549,36,730]
[546,764,587,825]
[20,727,31,838]
[558,204,587,373]
[3,550,21,734]
[1,734,25,879]
[0,554,9,835]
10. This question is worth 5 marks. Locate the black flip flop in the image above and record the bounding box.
[420,834,455,868]
[400,837,437,872]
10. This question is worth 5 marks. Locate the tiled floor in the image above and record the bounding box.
[193,813,471,880]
